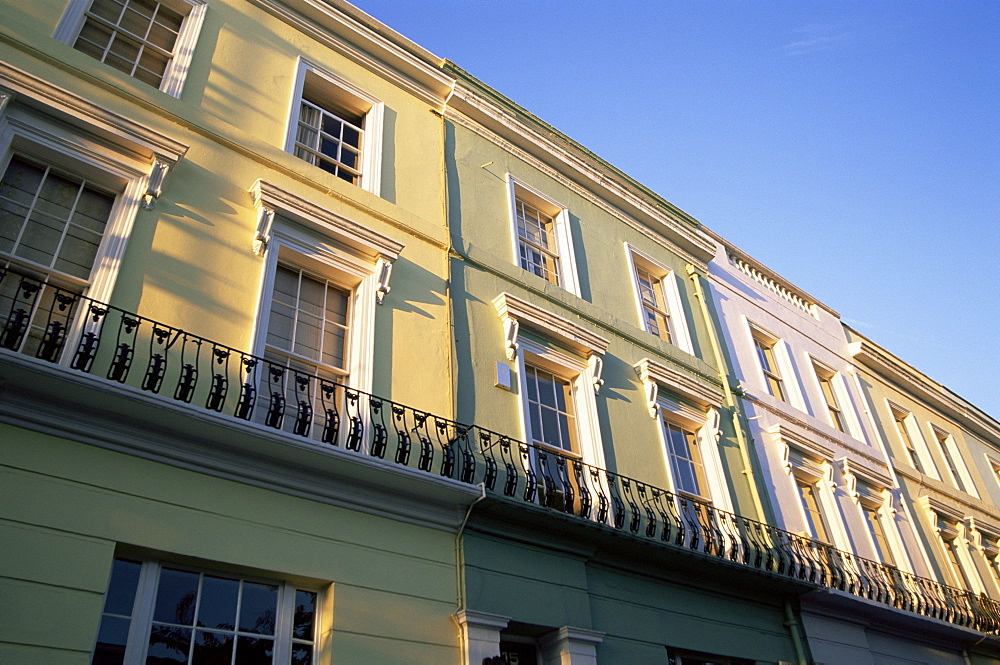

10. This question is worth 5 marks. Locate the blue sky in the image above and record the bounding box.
[352,1,1000,419]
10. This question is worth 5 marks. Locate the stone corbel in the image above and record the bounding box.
[967,519,984,550]
[0,90,13,114]
[779,439,792,475]
[642,374,658,418]
[141,160,170,210]
[588,354,604,394]
[252,206,275,257]
[885,488,900,517]
[503,317,519,360]
[705,407,722,444]
[840,462,860,504]
[374,258,392,305]
[820,460,836,492]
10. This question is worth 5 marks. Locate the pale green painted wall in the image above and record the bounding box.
[0,424,462,665]
[463,531,798,664]
[445,118,739,496]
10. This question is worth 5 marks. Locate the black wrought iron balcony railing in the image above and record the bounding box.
[2,265,999,635]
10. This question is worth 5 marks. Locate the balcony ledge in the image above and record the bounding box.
[0,350,484,532]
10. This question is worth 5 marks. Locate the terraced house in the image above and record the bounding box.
[1,2,998,665]
[706,233,1000,664]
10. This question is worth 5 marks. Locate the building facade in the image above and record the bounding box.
[1,1,479,663]
[1,2,998,665]
[706,235,1000,664]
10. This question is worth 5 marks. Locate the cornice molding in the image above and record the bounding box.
[493,292,609,359]
[244,0,454,107]
[744,392,890,470]
[769,423,835,462]
[251,179,404,261]
[918,494,966,526]
[634,358,723,411]
[0,61,188,164]
[444,85,714,268]
[838,457,894,497]
[849,337,1000,442]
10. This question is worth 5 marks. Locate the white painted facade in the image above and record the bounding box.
[703,233,973,664]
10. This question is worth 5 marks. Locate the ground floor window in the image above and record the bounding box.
[92,557,319,665]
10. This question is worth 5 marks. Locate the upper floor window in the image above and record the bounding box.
[626,245,694,354]
[750,326,786,401]
[266,263,351,382]
[662,419,708,498]
[55,0,207,97]
[286,62,383,195]
[523,362,578,452]
[932,427,974,495]
[0,82,185,357]
[860,502,895,566]
[250,180,401,409]
[795,477,831,543]
[505,176,579,295]
[889,404,927,474]
[91,556,319,665]
[811,361,846,432]
[940,523,977,591]
[1,155,115,281]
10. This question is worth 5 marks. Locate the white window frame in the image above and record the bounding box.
[505,174,580,296]
[250,180,401,398]
[987,455,1000,493]
[747,322,803,409]
[515,336,605,469]
[794,473,832,543]
[807,358,863,439]
[887,402,936,477]
[655,397,731,511]
[0,79,184,307]
[772,425,851,549]
[284,59,384,195]
[633,358,730,512]
[848,476,906,568]
[90,555,325,665]
[919,496,985,592]
[930,425,978,497]
[53,0,207,98]
[939,520,984,593]
[625,243,693,354]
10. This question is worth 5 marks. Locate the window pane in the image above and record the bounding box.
[147,625,192,664]
[104,559,142,616]
[197,576,239,630]
[293,590,317,640]
[238,582,277,635]
[192,630,234,665]
[291,646,313,665]
[93,616,131,665]
[17,212,62,264]
[91,0,126,23]
[321,326,346,369]
[235,636,274,665]
[76,21,115,56]
[153,568,200,625]
[1,158,45,204]
[540,404,561,448]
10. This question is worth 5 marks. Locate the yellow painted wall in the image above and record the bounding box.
[1,0,453,414]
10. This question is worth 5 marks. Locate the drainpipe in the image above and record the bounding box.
[784,602,809,665]
[455,482,487,611]
[686,265,773,522]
